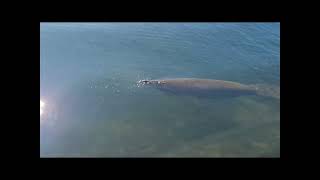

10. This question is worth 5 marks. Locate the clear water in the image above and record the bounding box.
[40,23,280,157]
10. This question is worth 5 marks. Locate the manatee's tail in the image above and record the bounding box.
[249,84,280,99]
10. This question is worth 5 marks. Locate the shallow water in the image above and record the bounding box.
[40,23,280,157]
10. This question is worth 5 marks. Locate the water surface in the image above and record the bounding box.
[40,23,280,157]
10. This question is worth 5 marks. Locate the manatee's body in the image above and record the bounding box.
[138,78,259,97]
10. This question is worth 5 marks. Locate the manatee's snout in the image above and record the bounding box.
[137,80,152,85]
[137,79,165,86]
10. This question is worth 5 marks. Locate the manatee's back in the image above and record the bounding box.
[158,78,257,96]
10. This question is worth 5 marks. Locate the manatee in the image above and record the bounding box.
[137,78,280,99]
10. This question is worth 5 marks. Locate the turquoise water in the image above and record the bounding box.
[40,23,280,157]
